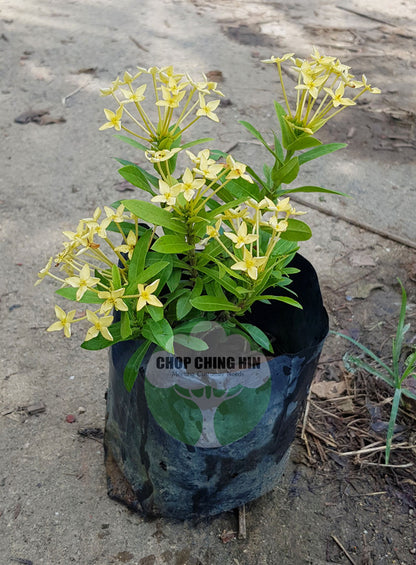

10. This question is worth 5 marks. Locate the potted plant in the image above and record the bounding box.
[37,51,380,519]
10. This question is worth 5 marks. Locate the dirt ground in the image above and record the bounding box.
[1,0,416,564]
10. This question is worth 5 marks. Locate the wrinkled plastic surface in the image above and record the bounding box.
[104,255,328,519]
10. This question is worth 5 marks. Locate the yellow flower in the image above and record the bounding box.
[98,288,128,314]
[193,151,224,180]
[99,106,123,130]
[268,216,289,232]
[100,204,127,230]
[225,155,253,183]
[205,219,222,239]
[151,180,182,206]
[262,53,294,64]
[186,73,224,96]
[47,305,76,338]
[120,70,139,86]
[246,198,269,211]
[65,264,100,301]
[120,84,147,103]
[136,280,163,311]
[100,77,121,97]
[35,256,53,286]
[295,73,327,99]
[114,230,137,259]
[145,147,182,163]
[324,83,355,108]
[196,94,220,122]
[84,310,113,341]
[62,220,90,248]
[224,222,257,249]
[177,168,205,201]
[155,85,186,108]
[231,248,267,280]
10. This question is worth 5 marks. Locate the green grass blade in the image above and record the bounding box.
[343,353,395,388]
[385,388,402,465]
[392,280,407,379]
[333,331,395,378]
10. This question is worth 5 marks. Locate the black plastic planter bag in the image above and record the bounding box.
[104,255,329,519]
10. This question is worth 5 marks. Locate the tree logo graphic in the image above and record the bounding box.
[145,323,271,447]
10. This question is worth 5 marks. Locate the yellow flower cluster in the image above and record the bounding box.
[149,149,252,209]
[99,66,224,146]
[263,47,380,134]
[205,196,305,280]
[36,204,164,341]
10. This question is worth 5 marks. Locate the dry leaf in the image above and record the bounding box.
[349,253,376,267]
[334,397,355,413]
[14,109,49,124]
[346,282,383,299]
[311,380,347,399]
[206,70,224,82]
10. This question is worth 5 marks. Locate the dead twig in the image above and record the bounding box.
[62,82,88,106]
[238,505,246,539]
[129,36,149,52]
[336,5,398,27]
[331,534,357,565]
[290,196,416,250]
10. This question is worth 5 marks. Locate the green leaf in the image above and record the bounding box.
[128,228,152,284]
[151,235,193,254]
[271,157,299,187]
[274,101,296,148]
[142,318,174,353]
[205,196,248,220]
[123,340,152,392]
[209,256,246,281]
[256,295,302,309]
[280,185,348,197]
[174,334,209,351]
[239,120,277,159]
[120,311,132,339]
[176,290,192,320]
[167,268,182,292]
[118,165,155,196]
[111,264,122,289]
[217,177,261,201]
[280,219,312,241]
[286,135,322,152]
[126,260,170,293]
[245,165,267,190]
[55,287,104,304]
[237,322,273,353]
[81,322,123,350]
[122,200,186,233]
[147,304,164,321]
[180,137,212,150]
[114,134,149,152]
[273,132,284,164]
[174,319,213,334]
[298,143,347,165]
[190,295,239,312]
[197,265,242,296]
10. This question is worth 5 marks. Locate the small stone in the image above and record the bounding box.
[78,407,86,414]
[65,414,76,423]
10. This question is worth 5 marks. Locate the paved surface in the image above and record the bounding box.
[1,0,415,563]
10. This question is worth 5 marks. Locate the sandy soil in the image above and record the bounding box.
[1,0,415,563]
